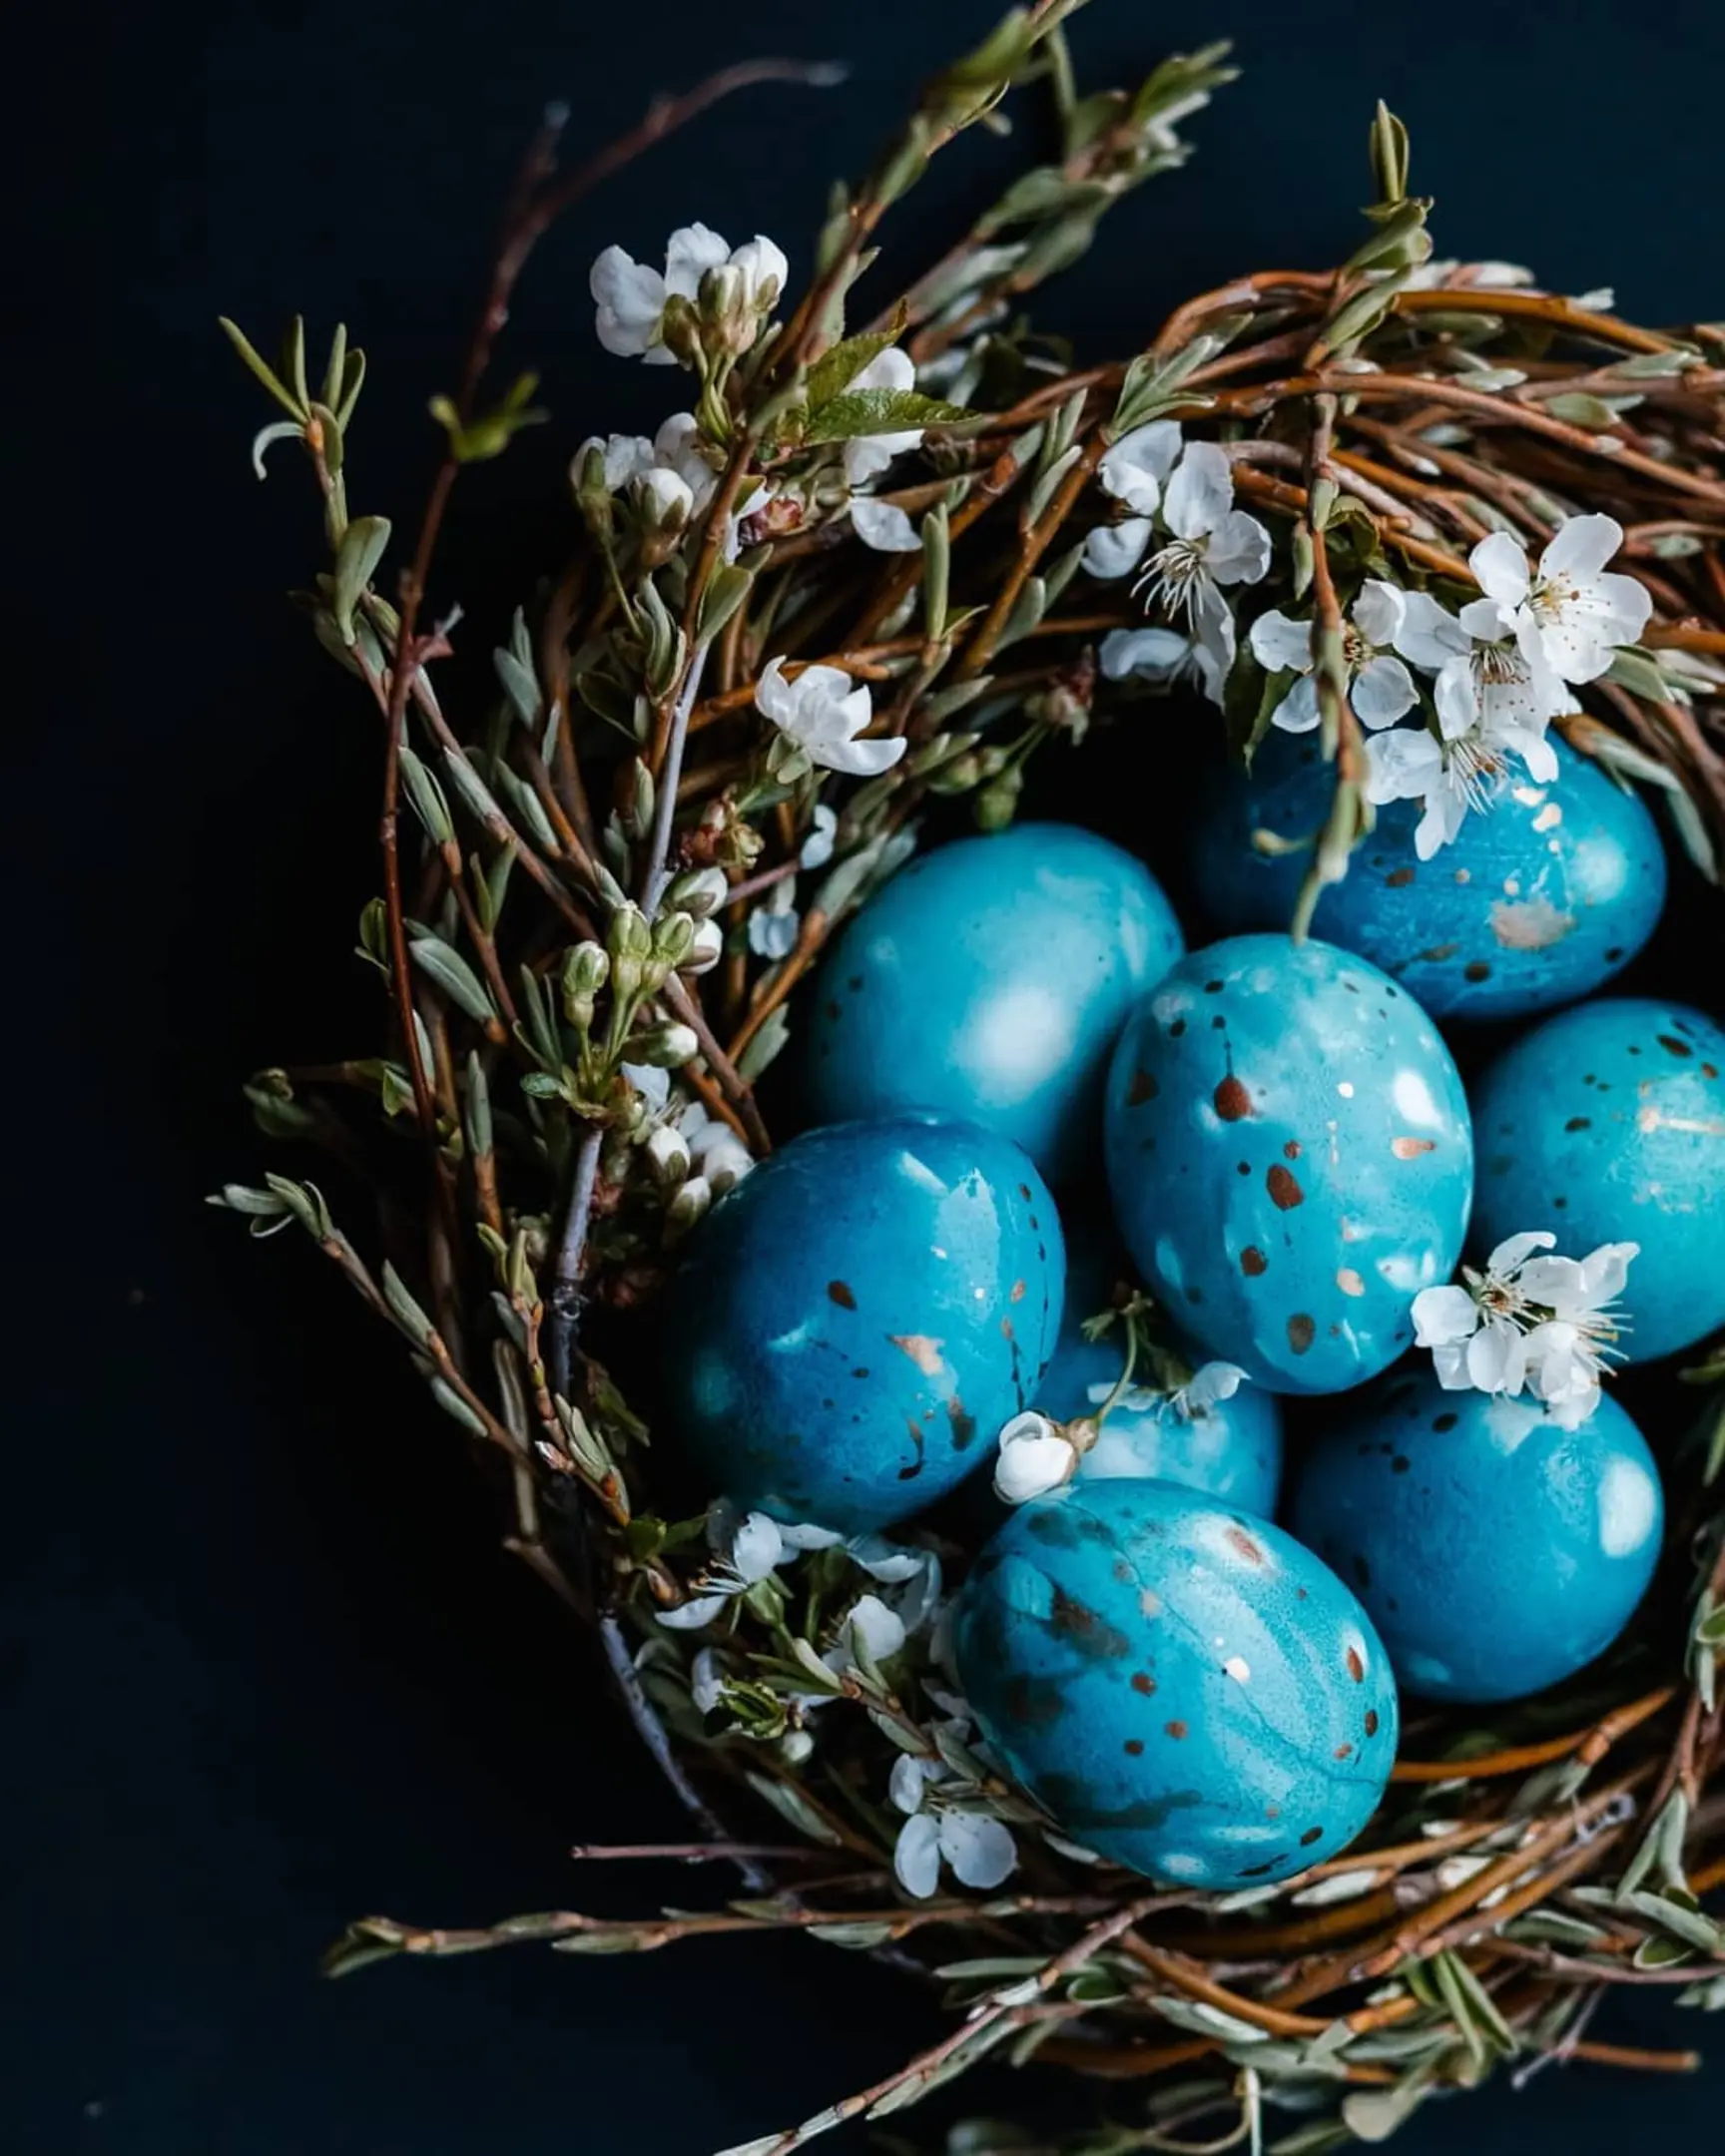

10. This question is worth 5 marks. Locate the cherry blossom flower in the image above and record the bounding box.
[849,495,921,552]
[755,656,905,776]
[657,1502,843,1630]
[590,224,786,363]
[576,412,716,516]
[1395,587,1570,752]
[1412,1233,1639,1429]
[746,881,799,959]
[993,1408,1081,1504]
[1250,579,1421,735]
[1081,420,1184,581]
[842,347,925,486]
[889,1747,1017,1899]
[799,804,838,869]
[1467,515,1652,686]
[1134,442,1271,624]
[1100,586,1236,708]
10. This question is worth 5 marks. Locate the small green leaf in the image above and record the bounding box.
[332,514,391,644]
[805,313,906,413]
[219,315,305,419]
[803,388,966,444]
[398,747,454,846]
[380,1262,433,1342]
[741,1771,842,1846]
[409,934,496,1024]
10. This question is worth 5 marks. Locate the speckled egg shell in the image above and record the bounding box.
[804,823,1184,1182]
[1188,731,1666,1023]
[1291,1366,1663,1704]
[660,1115,1063,1534]
[1103,935,1473,1394]
[954,1478,1397,1886]
[1035,1236,1283,1512]
[1470,997,1725,1362]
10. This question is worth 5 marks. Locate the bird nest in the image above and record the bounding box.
[217,5,1725,2150]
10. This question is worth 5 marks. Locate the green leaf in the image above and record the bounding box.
[380,1262,433,1343]
[697,561,755,644]
[1544,391,1642,429]
[332,514,391,644]
[250,419,302,479]
[219,316,305,419]
[398,747,454,846]
[803,388,966,444]
[806,313,906,414]
[281,315,309,413]
[409,934,496,1024]
[494,645,542,729]
[741,1771,842,1847]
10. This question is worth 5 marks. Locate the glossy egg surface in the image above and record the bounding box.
[805,822,1183,1181]
[954,1478,1397,1885]
[1188,731,1666,1022]
[661,1115,1063,1534]
[1469,997,1725,1362]
[1291,1365,1664,1703]
[1104,935,1473,1393]
[1035,1236,1283,1512]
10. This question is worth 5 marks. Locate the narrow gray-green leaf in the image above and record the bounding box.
[409,934,496,1024]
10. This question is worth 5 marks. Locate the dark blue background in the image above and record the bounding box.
[9,1,1725,2148]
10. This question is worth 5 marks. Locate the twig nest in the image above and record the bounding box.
[659,1114,1062,1533]
[1033,1232,1282,1512]
[1103,935,1472,1392]
[1469,998,1725,1361]
[954,1478,1397,1886]
[1188,730,1668,1023]
[805,823,1183,1181]
[1292,1365,1664,1703]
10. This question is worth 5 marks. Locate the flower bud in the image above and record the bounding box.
[666,865,730,919]
[631,1020,699,1069]
[607,902,653,1000]
[666,1174,713,1236]
[683,917,724,973]
[992,1409,1080,1505]
[652,909,697,970]
[645,1123,691,1186]
[561,939,610,1032]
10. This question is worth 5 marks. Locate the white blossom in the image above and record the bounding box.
[1468,515,1652,686]
[842,348,925,485]
[576,411,716,515]
[1171,1360,1248,1419]
[993,1408,1081,1504]
[1412,1234,1639,1430]
[684,916,724,973]
[690,1648,727,1714]
[747,881,800,959]
[1396,587,1569,754]
[850,495,921,552]
[1100,586,1236,709]
[799,804,838,869]
[1403,259,1533,292]
[590,224,785,364]
[889,1747,1017,1899]
[1250,579,1421,736]
[678,1100,755,1194]
[1081,420,1183,581]
[755,655,905,776]
[1134,442,1272,624]
[655,1500,834,1629]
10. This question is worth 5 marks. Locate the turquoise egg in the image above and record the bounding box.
[660,1115,1063,1534]
[1470,997,1725,1362]
[1035,1235,1283,1512]
[1103,935,1473,1394]
[1187,731,1666,1022]
[1291,1365,1663,1704]
[805,822,1183,1182]
[954,1478,1397,1885]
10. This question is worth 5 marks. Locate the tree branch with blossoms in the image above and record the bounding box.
[215,6,1725,2151]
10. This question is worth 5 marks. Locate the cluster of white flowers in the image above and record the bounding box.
[1412,1233,1639,1429]
[1084,421,1652,856]
[626,1056,755,1227]
[590,222,788,364]
[888,1700,1017,1898]
[576,411,716,533]
[660,1499,940,1636]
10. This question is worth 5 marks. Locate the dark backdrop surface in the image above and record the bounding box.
[8,1,1725,2149]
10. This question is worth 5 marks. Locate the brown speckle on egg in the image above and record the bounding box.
[1287,1313,1316,1354]
[1267,1164,1304,1209]
[1214,1073,1253,1121]
[1241,1246,1268,1277]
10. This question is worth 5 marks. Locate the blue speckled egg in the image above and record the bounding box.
[1103,935,1473,1394]
[954,1478,1397,1885]
[1470,997,1725,1363]
[660,1115,1063,1534]
[1188,731,1666,1022]
[1291,1365,1663,1704]
[1035,1235,1283,1512]
[805,823,1183,1182]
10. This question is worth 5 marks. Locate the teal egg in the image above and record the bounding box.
[660,1115,1063,1534]
[1035,1235,1283,1511]
[1470,997,1725,1362]
[805,823,1183,1181]
[1187,731,1666,1022]
[1104,935,1473,1394]
[1291,1365,1663,1703]
[954,1478,1397,1885]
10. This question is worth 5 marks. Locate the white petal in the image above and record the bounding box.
[889,1753,936,1816]
[1432,657,1480,741]
[1083,517,1153,582]
[1579,1241,1639,1308]
[1164,441,1235,539]
[753,654,798,728]
[1352,653,1418,730]
[729,235,789,306]
[1395,589,1471,672]
[850,496,921,552]
[776,1519,845,1550]
[1249,609,1316,677]
[1539,512,1624,585]
[1269,673,1323,735]
[847,1535,925,1582]
[1352,579,1407,650]
[1099,419,1184,512]
[1412,1284,1478,1348]
[1486,1230,1556,1276]
[1470,531,1532,610]
[1100,627,1191,682]
[1466,1317,1527,1394]
[894,1813,943,1898]
[1205,510,1273,587]
[852,346,915,395]
[1363,725,1441,805]
[1502,722,1559,785]
[848,1593,907,1663]
[691,1649,726,1713]
[621,1061,671,1111]
[730,1511,786,1582]
[663,222,731,299]
[799,804,838,869]
[1430,1338,1475,1390]
[940,1813,1018,1891]
[638,465,694,521]
[1590,571,1653,646]
[815,732,906,777]
[1181,1362,1246,1414]
[657,1593,731,1630]
[1514,1255,1590,1318]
